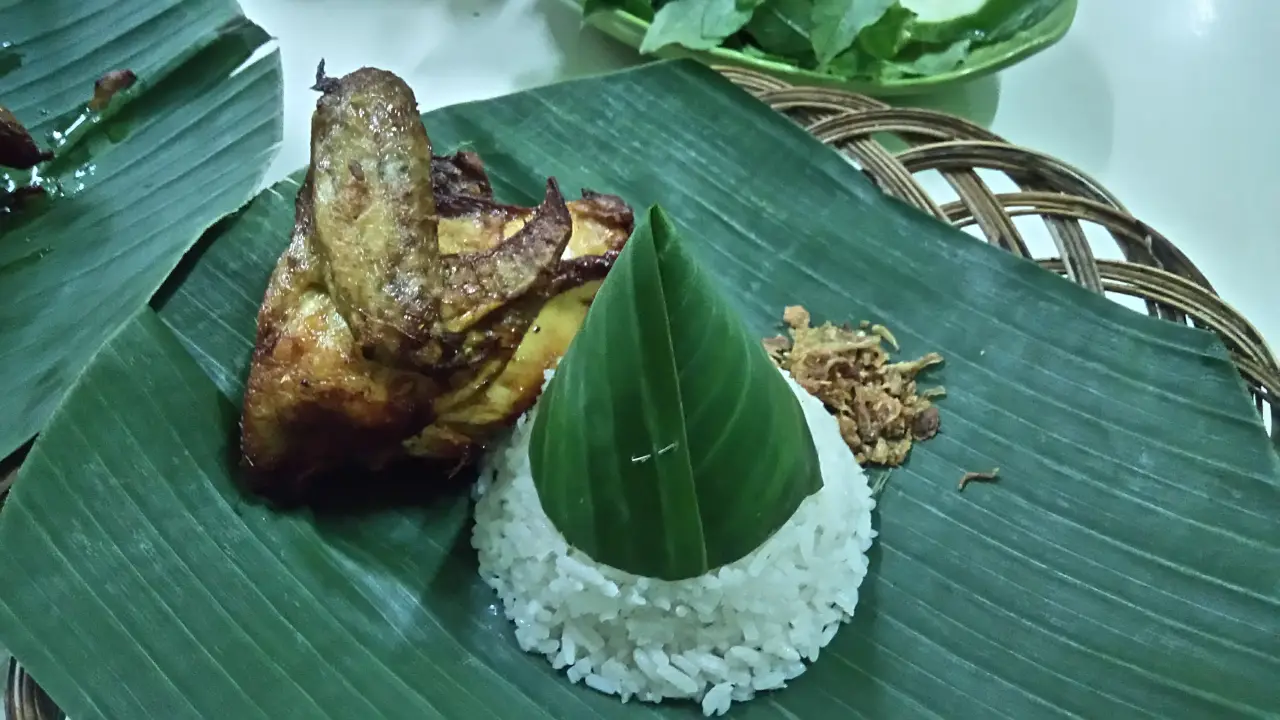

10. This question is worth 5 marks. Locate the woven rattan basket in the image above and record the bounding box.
[5,66,1278,720]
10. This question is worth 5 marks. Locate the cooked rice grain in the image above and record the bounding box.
[472,370,875,716]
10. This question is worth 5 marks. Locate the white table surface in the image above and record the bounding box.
[238,0,1279,350]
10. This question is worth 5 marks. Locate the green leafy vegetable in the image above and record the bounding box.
[824,47,866,78]
[706,0,762,36]
[2,60,1276,719]
[641,0,755,53]
[527,205,822,581]
[885,38,972,77]
[744,0,815,60]
[0,0,282,461]
[809,0,896,67]
[596,0,1075,88]
[855,4,916,60]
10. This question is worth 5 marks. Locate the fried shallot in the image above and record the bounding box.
[767,305,944,466]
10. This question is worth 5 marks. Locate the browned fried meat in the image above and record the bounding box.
[239,64,632,498]
[0,106,52,170]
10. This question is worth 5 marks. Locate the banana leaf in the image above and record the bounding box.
[0,60,1277,719]
[0,0,282,461]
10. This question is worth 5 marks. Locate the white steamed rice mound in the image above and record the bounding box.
[471,368,876,716]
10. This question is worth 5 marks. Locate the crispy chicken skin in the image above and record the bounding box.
[411,188,633,460]
[239,64,632,497]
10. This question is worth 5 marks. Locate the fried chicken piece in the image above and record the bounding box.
[408,189,632,460]
[432,149,492,201]
[0,105,52,170]
[767,305,944,466]
[239,64,632,497]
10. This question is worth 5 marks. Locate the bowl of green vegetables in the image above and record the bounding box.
[575,0,1077,95]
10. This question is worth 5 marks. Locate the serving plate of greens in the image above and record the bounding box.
[3,0,1279,719]
[577,0,1078,94]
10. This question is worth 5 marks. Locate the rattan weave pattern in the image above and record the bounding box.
[718,66,1278,429]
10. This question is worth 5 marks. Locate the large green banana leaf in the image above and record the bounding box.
[0,0,282,461]
[1,60,1277,719]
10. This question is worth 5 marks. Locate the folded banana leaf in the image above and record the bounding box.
[0,59,1276,720]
